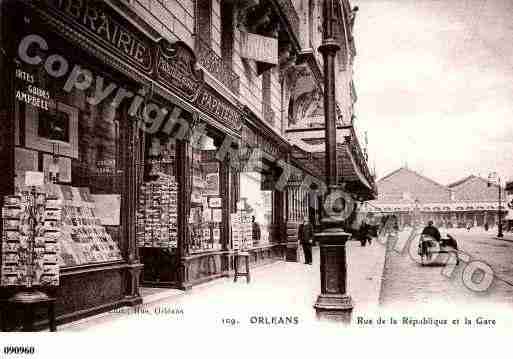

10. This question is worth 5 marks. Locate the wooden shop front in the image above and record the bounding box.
[0,0,159,329]
[0,0,242,328]
[0,1,306,332]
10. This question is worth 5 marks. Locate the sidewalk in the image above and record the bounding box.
[61,238,387,331]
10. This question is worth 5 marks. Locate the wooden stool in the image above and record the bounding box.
[5,293,57,332]
[234,252,250,283]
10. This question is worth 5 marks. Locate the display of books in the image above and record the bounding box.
[1,192,60,287]
[136,174,178,249]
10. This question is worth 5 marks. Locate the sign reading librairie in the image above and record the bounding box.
[240,32,278,65]
[41,0,153,74]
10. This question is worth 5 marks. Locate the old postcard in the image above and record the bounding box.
[0,0,512,357]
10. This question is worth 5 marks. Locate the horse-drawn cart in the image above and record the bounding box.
[418,233,460,265]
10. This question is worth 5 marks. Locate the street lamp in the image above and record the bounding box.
[414,198,420,227]
[313,0,353,323]
[488,172,503,238]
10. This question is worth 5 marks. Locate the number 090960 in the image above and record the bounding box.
[3,346,35,355]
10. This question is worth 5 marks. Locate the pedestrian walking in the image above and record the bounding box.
[252,216,261,245]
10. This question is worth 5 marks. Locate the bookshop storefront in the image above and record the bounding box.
[0,0,293,329]
[0,0,157,329]
[0,0,242,328]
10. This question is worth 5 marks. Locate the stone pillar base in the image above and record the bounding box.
[314,294,353,323]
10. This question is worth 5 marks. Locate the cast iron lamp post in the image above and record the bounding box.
[414,198,420,228]
[488,172,503,238]
[313,0,353,322]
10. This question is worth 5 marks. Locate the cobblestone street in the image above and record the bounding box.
[380,228,513,310]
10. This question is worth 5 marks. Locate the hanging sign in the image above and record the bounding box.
[240,32,278,65]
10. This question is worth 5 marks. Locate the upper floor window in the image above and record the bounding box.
[196,0,212,43]
[220,0,234,66]
[262,68,273,126]
[308,0,314,49]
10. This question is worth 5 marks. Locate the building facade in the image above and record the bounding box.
[364,167,506,229]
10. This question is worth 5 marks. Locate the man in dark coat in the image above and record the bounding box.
[421,220,441,241]
[299,221,313,265]
[252,216,261,245]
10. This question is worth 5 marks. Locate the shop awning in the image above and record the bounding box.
[286,127,377,201]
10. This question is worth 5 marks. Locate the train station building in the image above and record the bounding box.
[363,167,506,229]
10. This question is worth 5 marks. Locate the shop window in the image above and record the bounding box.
[12,65,127,269]
[136,137,178,250]
[188,135,223,253]
[239,171,273,247]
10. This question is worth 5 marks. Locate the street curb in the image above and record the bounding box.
[494,236,513,243]
[377,234,398,306]
[373,235,388,307]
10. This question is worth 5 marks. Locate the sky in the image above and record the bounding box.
[352,0,513,185]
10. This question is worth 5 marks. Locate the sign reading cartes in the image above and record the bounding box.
[240,32,278,65]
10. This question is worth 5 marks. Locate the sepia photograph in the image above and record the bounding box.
[0,0,512,357]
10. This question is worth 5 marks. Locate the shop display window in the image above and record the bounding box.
[11,48,128,268]
[239,172,273,247]
[136,138,178,250]
[188,135,223,253]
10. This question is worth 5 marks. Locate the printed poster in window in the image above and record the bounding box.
[208,196,222,208]
[212,208,222,223]
[205,173,219,195]
[90,194,121,226]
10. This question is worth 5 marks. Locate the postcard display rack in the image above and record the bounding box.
[58,187,123,266]
[189,151,222,254]
[231,211,253,251]
[1,191,60,287]
[1,185,124,287]
[136,174,178,250]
